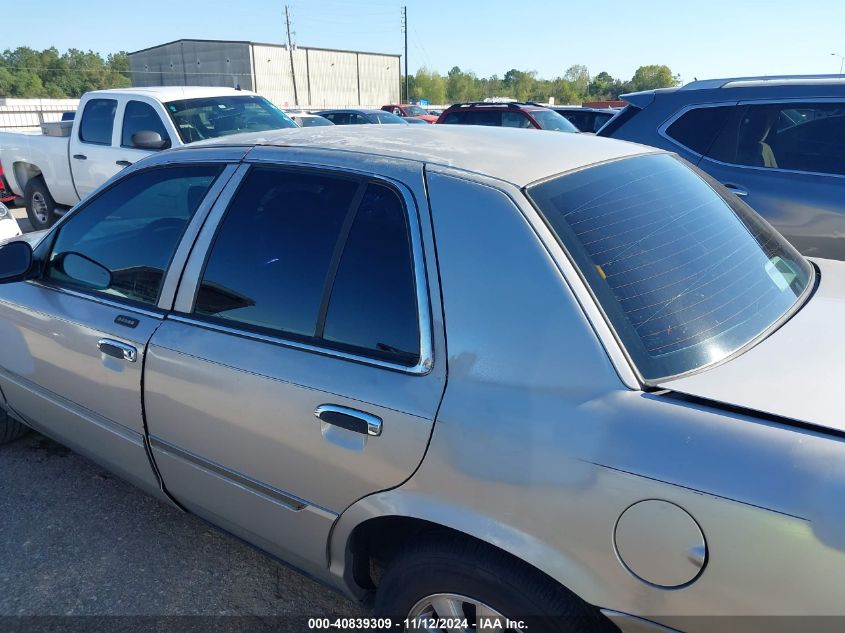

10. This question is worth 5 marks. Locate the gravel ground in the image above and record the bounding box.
[0,431,362,632]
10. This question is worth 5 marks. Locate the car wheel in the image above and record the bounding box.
[373,535,616,633]
[24,176,57,230]
[0,408,29,445]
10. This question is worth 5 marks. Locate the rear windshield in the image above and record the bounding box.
[165,95,296,143]
[530,109,579,132]
[527,153,812,382]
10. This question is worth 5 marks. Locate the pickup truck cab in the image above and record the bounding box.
[0,87,296,230]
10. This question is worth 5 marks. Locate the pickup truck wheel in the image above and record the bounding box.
[0,408,29,445]
[24,176,57,230]
[373,535,616,633]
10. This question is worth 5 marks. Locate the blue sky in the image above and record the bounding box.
[7,0,845,83]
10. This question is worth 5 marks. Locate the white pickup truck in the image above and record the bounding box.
[0,86,296,229]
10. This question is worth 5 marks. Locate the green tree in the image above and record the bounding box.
[628,65,681,92]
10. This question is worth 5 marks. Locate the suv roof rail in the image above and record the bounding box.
[443,101,540,111]
[680,74,845,90]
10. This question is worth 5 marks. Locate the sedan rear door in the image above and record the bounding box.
[143,153,446,573]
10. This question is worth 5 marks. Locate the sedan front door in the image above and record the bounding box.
[0,162,231,494]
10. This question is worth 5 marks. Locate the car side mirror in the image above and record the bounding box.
[57,252,112,290]
[132,130,170,150]
[0,240,33,283]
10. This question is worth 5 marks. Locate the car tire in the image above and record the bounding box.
[373,534,617,633]
[24,176,57,230]
[0,407,29,445]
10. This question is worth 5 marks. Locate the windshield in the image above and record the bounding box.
[165,95,296,143]
[530,109,579,132]
[404,106,428,116]
[527,153,812,382]
[368,111,407,124]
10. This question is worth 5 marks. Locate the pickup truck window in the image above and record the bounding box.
[79,99,117,145]
[165,95,295,143]
[45,165,221,306]
[122,101,171,149]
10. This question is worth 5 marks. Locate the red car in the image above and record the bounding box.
[381,104,438,123]
[435,102,579,132]
[0,164,15,204]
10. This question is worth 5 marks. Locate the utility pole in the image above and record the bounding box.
[285,5,299,106]
[402,6,409,102]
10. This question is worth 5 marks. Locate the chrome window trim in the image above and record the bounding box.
[656,101,738,159]
[156,163,240,310]
[173,161,434,376]
[26,280,165,319]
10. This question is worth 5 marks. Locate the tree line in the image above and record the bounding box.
[408,64,681,104]
[0,47,131,98]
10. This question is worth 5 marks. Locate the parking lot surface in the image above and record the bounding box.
[0,431,361,630]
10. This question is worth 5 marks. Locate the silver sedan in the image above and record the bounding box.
[0,126,842,633]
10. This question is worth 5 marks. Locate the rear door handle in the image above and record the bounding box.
[115,160,132,167]
[72,154,87,160]
[724,183,748,197]
[97,338,137,362]
[315,404,382,436]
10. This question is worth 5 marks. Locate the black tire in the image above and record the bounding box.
[0,407,29,445]
[373,534,617,633]
[23,175,57,230]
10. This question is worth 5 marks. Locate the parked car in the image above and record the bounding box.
[1,125,843,633]
[286,111,334,127]
[0,87,297,231]
[403,117,430,125]
[436,102,578,132]
[0,201,21,241]
[315,109,408,125]
[548,106,618,133]
[599,74,845,260]
[381,104,438,123]
[0,163,15,204]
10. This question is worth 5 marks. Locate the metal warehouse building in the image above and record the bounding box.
[127,39,401,109]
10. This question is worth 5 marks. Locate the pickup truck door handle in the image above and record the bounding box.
[115,160,132,167]
[314,405,382,436]
[97,339,137,362]
[72,154,87,160]
[724,183,748,197]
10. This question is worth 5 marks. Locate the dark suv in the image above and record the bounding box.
[548,106,618,133]
[436,102,578,132]
[599,75,845,260]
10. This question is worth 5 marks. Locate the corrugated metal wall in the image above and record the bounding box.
[129,41,254,90]
[129,40,399,109]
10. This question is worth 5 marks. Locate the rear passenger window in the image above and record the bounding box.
[79,98,117,145]
[323,184,419,365]
[194,168,357,338]
[193,169,421,365]
[665,106,732,155]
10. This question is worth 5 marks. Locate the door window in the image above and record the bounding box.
[79,98,118,145]
[45,165,221,306]
[121,100,171,149]
[708,102,845,175]
[193,168,421,365]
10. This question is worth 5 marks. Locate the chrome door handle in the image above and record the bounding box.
[98,338,137,362]
[724,183,748,197]
[315,404,382,436]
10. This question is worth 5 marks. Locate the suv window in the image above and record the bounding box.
[323,184,419,365]
[725,103,845,175]
[122,100,171,149]
[324,112,349,125]
[79,98,117,145]
[45,165,220,306]
[193,168,420,365]
[442,110,502,126]
[502,111,533,128]
[665,106,732,155]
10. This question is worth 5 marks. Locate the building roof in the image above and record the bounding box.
[128,38,400,59]
[182,125,658,187]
